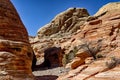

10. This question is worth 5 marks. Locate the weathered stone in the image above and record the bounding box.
[85,57,94,64]
[30,8,91,66]
[95,2,120,17]
[71,57,83,69]
[70,50,91,69]
[0,0,34,80]
[57,2,120,80]
[28,2,120,80]
[37,8,89,38]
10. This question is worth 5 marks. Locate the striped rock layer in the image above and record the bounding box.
[0,0,34,80]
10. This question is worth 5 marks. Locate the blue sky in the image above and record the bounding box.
[11,0,120,36]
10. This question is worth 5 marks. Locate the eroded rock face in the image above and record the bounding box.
[31,8,93,64]
[0,0,33,80]
[36,8,90,38]
[95,2,120,16]
[30,2,120,80]
[57,2,120,80]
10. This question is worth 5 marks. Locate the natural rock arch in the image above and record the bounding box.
[43,47,64,68]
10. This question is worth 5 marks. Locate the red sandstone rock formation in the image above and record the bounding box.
[30,8,93,65]
[57,2,120,80]
[0,0,34,80]
[36,8,90,38]
[29,1,120,80]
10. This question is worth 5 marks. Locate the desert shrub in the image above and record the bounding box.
[96,54,104,59]
[62,54,68,66]
[62,51,75,66]
[67,51,75,61]
[62,46,79,66]
[106,57,120,69]
[62,39,102,66]
[78,39,102,60]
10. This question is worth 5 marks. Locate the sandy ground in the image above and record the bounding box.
[33,67,70,80]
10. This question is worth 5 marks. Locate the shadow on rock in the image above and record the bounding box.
[35,75,58,80]
[33,47,65,71]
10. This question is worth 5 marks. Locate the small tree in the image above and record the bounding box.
[79,39,102,60]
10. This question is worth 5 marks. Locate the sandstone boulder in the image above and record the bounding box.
[70,50,91,69]
[0,0,34,80]
[65,48,91,69]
